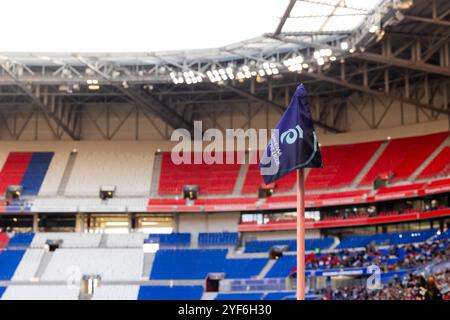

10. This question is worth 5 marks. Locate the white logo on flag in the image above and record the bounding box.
[280,125,303,145]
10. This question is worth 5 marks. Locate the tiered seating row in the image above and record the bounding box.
[417,147,450,180]
[158,152,242,195]
[150,249,267,280]
[0,152,53,196]
[360,132,448,185]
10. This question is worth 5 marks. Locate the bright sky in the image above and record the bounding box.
[0,0,288,52]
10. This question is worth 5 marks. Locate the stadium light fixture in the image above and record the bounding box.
[317,57,325,66]
[369,25,379,33]
[340,41,349,50]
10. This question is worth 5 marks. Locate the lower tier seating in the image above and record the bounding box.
[244,238,334,253]
[138,286,204,300]
[0,250,26,280]
[150,249,267,280]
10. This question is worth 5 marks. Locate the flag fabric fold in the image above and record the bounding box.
[260,83,322,185]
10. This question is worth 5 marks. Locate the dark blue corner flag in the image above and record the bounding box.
[260,83,322,185]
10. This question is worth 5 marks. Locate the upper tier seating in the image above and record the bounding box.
[244,238,334,253]
[147,233,191,247]
[138,286,204,300]
[336,229,437,249]
[360,132,448,185]
[158,152,242,195]
[0,250,26,280]
[150,249,267,280]
[242,151,295,194]
[65,151,153,197]
[0,152,53,196]
[198,232,238,247]
[306,141,382,190]
[41,249,143,281]
[416,147,450,180]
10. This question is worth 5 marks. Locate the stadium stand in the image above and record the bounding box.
[417,146,450,180]
[147,233,191,247]
[265,255,296,278]
[241,150,296,194]
[0,287,5,299]
[10,249,44,281]
[150,249,267,280]
[158,152,242,195]
[198,232,238,247]
[40,249,143,281]
[1,285,79,300]
[7,233,35,248]
[0,250,26,280]
[360,132,448,185]
[306,141,382,190]
[138,286,204,300]
[244,238,334,253]
[0,152,53,196]
[65,151,153,197]
[30,233,100,248]
[215,293,264,300]
[264,291,296,300]
[335,229,437,249]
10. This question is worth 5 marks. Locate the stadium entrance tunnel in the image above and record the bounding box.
[269,245,288,259]
[205,273,225,292]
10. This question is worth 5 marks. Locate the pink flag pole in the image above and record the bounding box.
[296,168,306,300]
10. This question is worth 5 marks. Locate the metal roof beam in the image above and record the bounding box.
[274,0,297,35]
[304,72,450,115]
[211,83,343,133]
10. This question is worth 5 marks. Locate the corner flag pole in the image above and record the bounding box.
[296,168,305,300]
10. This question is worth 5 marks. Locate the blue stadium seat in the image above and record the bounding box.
[150,249,267,280]
[138,286,203,300]
[245,238,333,253]
[436,229,450,240]
[215,293,264,300]
[336,229,437,249]
[198,232,239,247]
[147,233,191,247]
[265,255,296,278]
[264,291,296,300]
[0,250,25,280]
[21,152,54,196]
[0,286,6,299]
[7,234,35,248]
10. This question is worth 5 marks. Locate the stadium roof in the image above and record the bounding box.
[1,0,383,64]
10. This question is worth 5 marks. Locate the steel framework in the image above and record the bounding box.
[0,0,448,140]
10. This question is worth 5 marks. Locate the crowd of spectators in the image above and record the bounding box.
[321,269,450,300]
[306,239,450,271]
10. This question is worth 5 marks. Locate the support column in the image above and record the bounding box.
[32,213,39,233]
